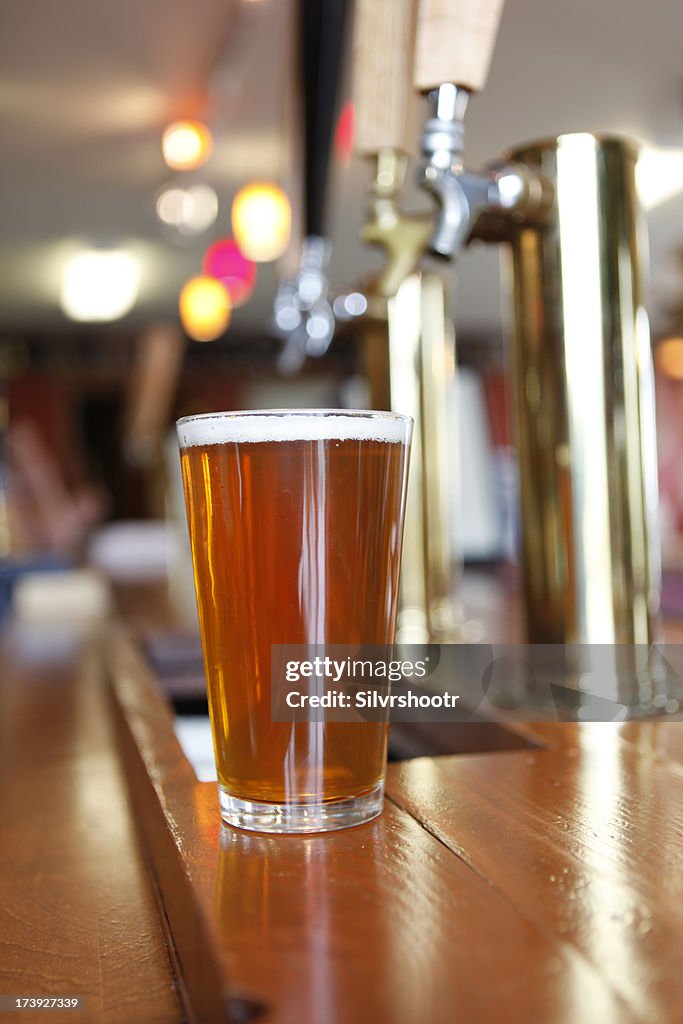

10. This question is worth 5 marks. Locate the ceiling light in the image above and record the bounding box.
[203,239,257,307]
[231,182,291,262]
[637,147,683,211]
[60,250,140,322]
[179,275,231,342]
[162,120,213,172]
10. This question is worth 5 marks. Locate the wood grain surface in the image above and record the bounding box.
[414,0,505,93]
[0,636,181,1024]
[352,0,417,153]
[105,628,683,1024]
[386,738,683,1022]
[4,568,682,1023]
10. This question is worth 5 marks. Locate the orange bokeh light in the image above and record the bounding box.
[656,337,683,381]
[162,120,213,172]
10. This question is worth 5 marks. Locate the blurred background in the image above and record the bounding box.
[2,0,683,618]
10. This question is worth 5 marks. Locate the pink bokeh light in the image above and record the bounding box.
[203,238,257,307]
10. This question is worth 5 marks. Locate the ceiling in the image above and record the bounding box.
[1,0,683,339]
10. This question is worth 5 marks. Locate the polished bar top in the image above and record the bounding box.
[0,638,181,1024]
[2,607,683,1022]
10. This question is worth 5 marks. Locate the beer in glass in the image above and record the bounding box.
[177,409,412,832]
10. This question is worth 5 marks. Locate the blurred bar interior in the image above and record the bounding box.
[6,2,683,1020]
[2,0,683,658]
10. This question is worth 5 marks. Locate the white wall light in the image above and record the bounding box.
[155,183,218,237]
[637,147,683,211]
[60,250,141,322]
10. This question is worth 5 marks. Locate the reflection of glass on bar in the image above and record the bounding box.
[177,409,412,833]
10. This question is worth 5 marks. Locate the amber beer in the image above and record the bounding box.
[178,410,412,832]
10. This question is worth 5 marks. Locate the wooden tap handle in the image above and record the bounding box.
[414,0,505,93]
[352,0,417,154]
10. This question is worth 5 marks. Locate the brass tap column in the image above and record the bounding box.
[502,133,661,644]
[411,0,661,649]
[352,0,460,641]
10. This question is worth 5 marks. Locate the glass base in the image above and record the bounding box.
[218,782,384,834]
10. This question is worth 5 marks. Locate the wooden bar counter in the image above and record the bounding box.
[2,603,683,1022]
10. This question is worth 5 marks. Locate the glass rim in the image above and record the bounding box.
[176,408,413,428]
[176,408,413,449]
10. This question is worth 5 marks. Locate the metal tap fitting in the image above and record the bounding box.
[420,84,551,257]
[419,84,472,256]
[361,149,433,298]
[273,236,336,368]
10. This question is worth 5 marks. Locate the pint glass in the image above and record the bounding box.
[177,409,412,833]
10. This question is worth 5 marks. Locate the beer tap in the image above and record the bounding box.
[360,148,432,301]
[415,0,503,258]
[352,0,432,298]
[414,0,548,258]
[410,0,662,675]
[274,0,349,369]
[352,0,460,643]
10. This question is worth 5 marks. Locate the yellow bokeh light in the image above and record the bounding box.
[231,182,291,262]
[179,276,231,342]
[655,337,683,381]
[162,120,213,172]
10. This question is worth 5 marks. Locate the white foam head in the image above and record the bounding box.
[177,409,412,447]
